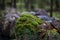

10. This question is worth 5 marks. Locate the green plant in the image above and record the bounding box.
[16,14,43,33]
[44,29,60,40]
[15,14,43,40]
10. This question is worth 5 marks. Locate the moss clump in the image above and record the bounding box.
[16,14,43,33]
[44,29,60,40]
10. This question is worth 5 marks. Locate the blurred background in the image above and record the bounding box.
[0,0,60,18]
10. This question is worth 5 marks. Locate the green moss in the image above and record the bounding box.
[44,29,60,40]
[16,14,43,34]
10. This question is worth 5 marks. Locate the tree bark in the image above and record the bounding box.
[0,0,5,10]
[55,0,59,10]
[14,0,16,8]
[50,0,53,17]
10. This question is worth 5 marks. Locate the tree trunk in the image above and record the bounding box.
[13,0,16,8]
[0,0,5,10]
[24,0,30,11]
[24,0,34,11]
[55,0,59,10]
[50,0,53,17]
[30,0,34,11]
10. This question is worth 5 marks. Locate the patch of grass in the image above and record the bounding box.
[53,12,60,19]
[48,12,60,19]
